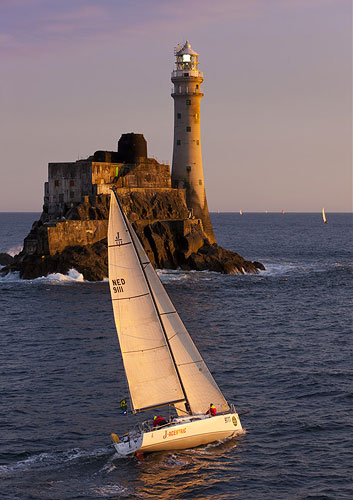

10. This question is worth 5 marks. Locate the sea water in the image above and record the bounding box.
[0,212,352,500]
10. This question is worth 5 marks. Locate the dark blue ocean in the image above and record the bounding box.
[0,212,352,500]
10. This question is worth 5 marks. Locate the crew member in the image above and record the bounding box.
[153,415,167,428]
[206,403,217,416]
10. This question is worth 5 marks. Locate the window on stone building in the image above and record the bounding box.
[196,84,199,89]
[59,194,64,202]
[196,140,199,145]
[55,180,59,187]
[70,180,75,186]
[186,166,191,172]
[177,140,181,145]
[177,113,181,119]
[70,192,74,199]
[199,179,202,185]
[186,126,191,132]
[186,99,191,105]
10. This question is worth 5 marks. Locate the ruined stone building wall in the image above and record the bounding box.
[114,160,171,189]
[91,162,120,185]
[46,160,92,216]
[45,156,172,218]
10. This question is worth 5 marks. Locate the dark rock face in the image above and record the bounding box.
[62,195,110,221]
[2,192,264,280]
[58,191,188,223]
[11,240,108,281]
[134,220,261,274]
[187,243,260,274]
[0,253,14,266]
[253,261,266,271]
[10,235,261,282]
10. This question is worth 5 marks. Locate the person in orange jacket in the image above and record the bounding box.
[153,415,167,428]
[206,403,217,416]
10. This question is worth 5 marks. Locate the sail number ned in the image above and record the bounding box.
[111,278,126,293]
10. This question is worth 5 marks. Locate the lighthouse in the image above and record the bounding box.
[171,41,216,243]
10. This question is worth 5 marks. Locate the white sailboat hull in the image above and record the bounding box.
[112,412,242,456]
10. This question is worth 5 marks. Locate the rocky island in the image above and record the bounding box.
[3,133,264,281]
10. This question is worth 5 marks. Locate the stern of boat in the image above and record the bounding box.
[111,431,143,456]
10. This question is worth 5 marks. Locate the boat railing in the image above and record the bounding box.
[139,415,201,433]
[140,420,153,433]
[229,403,236,414]
[139,420,170,433]
[138,406,239,434]
[173,414,204,423]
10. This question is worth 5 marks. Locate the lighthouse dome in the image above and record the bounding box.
[176,40,199,56]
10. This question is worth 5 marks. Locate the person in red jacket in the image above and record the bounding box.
[206,403,217,416]
[153,415,167,428]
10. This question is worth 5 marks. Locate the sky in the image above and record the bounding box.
[0,0,351,212]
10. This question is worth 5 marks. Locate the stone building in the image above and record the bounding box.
[44,133,171,219]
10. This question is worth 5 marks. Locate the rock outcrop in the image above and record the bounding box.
[0,253,14,266]
[3,192,265,280]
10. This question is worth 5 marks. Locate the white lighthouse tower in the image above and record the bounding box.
[171,41,215,243]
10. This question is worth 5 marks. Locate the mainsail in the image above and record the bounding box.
[108,190,229,415]
[108,191,185,412]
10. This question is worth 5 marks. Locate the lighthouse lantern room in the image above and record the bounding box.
[173,41,201,77]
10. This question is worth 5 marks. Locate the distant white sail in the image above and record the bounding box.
[108,192,185,412]
[322,208,327,223]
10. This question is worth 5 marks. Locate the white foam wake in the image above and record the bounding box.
[35,268,85,282]
[157,269,191,283]
[258,261,331,276]
[0,268,85,283]
[257,262,295,276]
[0,446,111,478]
[91,484,132,498]
[157,268,220,284]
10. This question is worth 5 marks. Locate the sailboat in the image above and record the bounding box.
[322,208,328,224]
[108,188,243,456]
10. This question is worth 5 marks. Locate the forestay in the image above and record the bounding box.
[108,191,185,412]
[125,211,229,416]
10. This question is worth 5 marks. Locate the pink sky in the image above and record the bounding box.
[0,0,351,211]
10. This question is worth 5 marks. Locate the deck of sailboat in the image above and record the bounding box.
[112,409,243,455]
[141,412,242,452]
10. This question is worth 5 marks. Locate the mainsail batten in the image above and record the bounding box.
[108,192,185,412]
[124,208,229,416]
[112,293,150,301]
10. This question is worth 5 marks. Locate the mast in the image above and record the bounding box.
[111,188,191,414]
